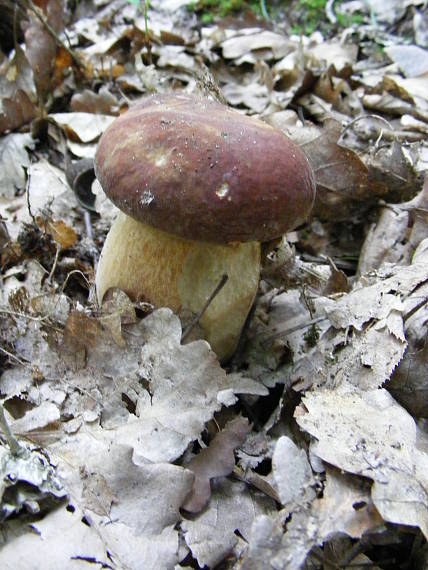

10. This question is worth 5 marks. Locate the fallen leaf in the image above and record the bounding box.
[295,382,428,539]
[182,416,250,513]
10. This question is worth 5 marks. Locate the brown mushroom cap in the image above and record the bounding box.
[95,93,315,244]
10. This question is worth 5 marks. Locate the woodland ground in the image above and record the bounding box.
[0,0,427,569]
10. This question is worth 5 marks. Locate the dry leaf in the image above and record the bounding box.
[24,0,63,100]
[182,416,250,513]
[0,89,36,135]
[40,218,78,249]
[295,382,428,539]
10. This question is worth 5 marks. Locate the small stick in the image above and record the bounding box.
[25,164,36,224]
[47,242,61,283]
[181,274,228,343]
[0,403,23,456]
[260,316,327,348]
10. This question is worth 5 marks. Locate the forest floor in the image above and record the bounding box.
[0,0,427,568]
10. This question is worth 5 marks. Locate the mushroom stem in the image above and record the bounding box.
[96,212,261,361]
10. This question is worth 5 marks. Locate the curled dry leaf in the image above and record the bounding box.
[182,416,250,513]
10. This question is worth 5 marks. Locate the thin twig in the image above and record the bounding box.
[260,316,327,348]
[25,164,36,224]
[338,114,396,146]
[47,243,61,283]
[181,274,229,343]
[0,345,30,367]
[0,403,23,456]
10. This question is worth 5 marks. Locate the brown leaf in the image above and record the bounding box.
[71,87,119,115]
[24,0,63,100]
[44,218,78,249]
[287,120,396,220]
[182,416,250,513]
[0,89,36,135]
[60,311,102,370]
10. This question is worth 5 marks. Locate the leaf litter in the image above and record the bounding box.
[0,0,428,568]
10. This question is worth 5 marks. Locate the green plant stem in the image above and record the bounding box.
[260,0,269,20]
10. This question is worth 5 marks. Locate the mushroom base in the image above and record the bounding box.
[96,212,261,361]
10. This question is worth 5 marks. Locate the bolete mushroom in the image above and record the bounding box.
[95,93,315,361]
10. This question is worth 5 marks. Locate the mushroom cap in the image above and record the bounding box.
[95,93,316,243]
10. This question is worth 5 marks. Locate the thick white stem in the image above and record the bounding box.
[96,212,261,361]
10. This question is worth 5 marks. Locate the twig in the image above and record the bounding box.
[338,114,396,146]
[47,242,61,283]
[233,465,280,503]
[0,345,30,367]
[260,316,327,348]
[181,274,229,343]
[25,164,36,224]
[0,403,23,456]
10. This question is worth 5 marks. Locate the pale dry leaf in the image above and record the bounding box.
[25,158,79,223]
[221,30,294,61]
[307,41,358,73]
[0,133,34,198]
[401,114,428,134]
[10,401,60,434]
[0,44,35,99]
[113,309,267,464]
[182,416,250,513]
[182,478,275,568]
[51,433,193,569]
[100,523,182,570]
[222,81,270,113]
[49,113,116,143]
[383,74,428,111]
[317,467,384,539]
[295,382,428,539]
[358,177,428,275]
[385,45,428,78]
[272,436,315,508]
[241,464,384,570]
[81,471,118,516]
[240,512,315,570]
[0,504,110,569]
[321,241,428,331]
[387,243,428,417]
[366,0,408,24]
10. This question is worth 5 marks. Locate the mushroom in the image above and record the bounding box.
[95,93,315,361]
